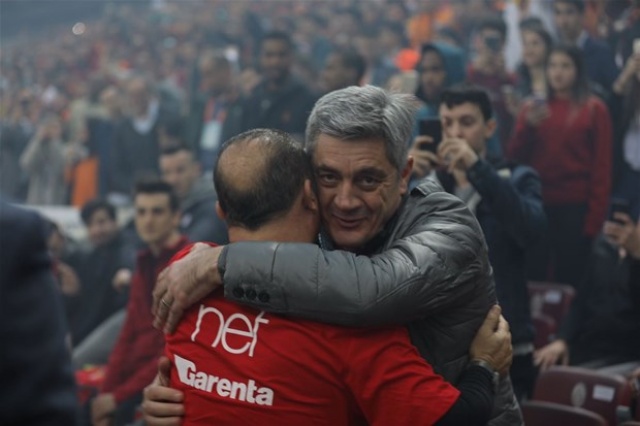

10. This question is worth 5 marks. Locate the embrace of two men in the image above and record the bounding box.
[145,85,523,426]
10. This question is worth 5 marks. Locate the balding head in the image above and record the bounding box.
[214,129,313,230]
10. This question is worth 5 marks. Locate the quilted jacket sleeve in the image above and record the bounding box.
[221,181,494,327]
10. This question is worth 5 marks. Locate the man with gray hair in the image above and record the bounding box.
[151,85,523,425]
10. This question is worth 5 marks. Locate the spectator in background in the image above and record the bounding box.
[509,45,613,288]
[222,31,317,143]
[109,75,177,202]
[319,48,366,93]
[0,201,78,426]
[184,52,237,176]
[64,199,135,350]
[611,52,640,221]
[612,0,640,64]
[534,213,640,371]
[91,86,125,198]
[353,27,399,87]
[92,180,188,426]
[553,0,619,94]
[409,42,466,181]
[159,146,228,244]
[515,18,553,99]
[0,91,37,201]
[20,114,68,205]
[467,16,517,156]
[429,85,544,401]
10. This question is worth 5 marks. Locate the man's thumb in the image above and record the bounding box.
[482,305,501,330]
[158,356,171,385]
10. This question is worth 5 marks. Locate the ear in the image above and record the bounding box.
[302,179,319,213]
[399,158,413,196]
[484,118,497,140]
[215,201,226,221]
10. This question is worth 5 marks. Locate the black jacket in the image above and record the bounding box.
[436,160,546,345]
[180,178,228,244]
[222,77,317,142]
[64,232,135,345]
[559,236,640,363]
[0,201,77,425]
[109,106,177,195]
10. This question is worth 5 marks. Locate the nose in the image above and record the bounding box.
[333,182,362,212]
[448,122,464,139]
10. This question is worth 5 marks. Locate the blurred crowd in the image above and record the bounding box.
[1,0,640,424]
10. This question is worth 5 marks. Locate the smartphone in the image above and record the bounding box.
[418,119,442,152]
[609,198,631,223]
[634,38,640,55]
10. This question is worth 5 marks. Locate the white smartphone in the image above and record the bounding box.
[634,38,640,55]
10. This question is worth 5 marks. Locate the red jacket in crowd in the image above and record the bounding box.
[166,244,460,426]
[508,96,612,237]
[102,236,190,403]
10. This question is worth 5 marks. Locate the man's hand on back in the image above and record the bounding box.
[142,357,185,426]
[153,243,224,333]
[469,305,513,376]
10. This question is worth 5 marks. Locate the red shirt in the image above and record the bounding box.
[509,96,612,237]
[102,236,190,403]
[166,244,460,426]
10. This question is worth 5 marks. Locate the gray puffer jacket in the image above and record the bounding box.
[219,178,523,425]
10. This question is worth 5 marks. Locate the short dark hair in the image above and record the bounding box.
[80,199,117,225]
[440,84,494,121]
[213,129,313,231]
[332,48,367,83]
[554,0,585,13]
[261,31,293,52]
[477,16,508,41]
[133,178,180,212]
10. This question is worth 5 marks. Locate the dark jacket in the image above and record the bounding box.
[0,201,77,425]
[64,232,136,345]
[109,106,177,195]
[185,93,241,172]
[222,76,317,142]
[582,35,620,94]
[558,236,640,364]
[437,160,546,345]
[217,179,523,425]
[180,177,228,244]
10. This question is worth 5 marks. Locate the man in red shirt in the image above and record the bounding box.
[91,179,190,426]
[154,129,512,425]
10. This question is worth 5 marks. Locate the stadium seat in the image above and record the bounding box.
[533,366,633,426]
[532,313,557,349]
[528,281,575,325]
[521,400,607,426]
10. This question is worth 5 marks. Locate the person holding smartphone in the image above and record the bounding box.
[424,84,546,401]
[611,50,640,222]
[409,42,466,181]
[509,45,613,289]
